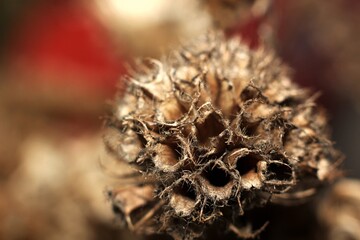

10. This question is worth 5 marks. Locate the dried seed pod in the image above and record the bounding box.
[105,31,341,239]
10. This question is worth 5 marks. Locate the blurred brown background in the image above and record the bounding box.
[0,0,359,239]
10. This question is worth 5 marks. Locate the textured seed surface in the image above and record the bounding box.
[105,31,341,239]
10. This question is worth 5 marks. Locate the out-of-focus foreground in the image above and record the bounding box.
[0,0,359,239]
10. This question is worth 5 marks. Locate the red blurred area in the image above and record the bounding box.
[226,15,264,49]
[7,1,126,98]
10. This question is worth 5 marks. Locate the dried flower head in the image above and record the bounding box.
[104,32,341,239]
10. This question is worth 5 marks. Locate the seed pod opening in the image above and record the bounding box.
[170,180,198,217]
[199,162,234,200]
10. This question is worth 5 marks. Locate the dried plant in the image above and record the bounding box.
[104,31,341,239]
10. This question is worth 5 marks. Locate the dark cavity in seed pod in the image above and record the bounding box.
[202,163,232,187]
[173,181,197,201]
[196,112,225,144]
[265,161,293,182]
[170,181,197,217]
[236,153,263,176]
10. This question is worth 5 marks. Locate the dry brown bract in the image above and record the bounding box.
[104,32,341,239]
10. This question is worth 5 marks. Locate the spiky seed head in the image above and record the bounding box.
[104,31,341,239]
